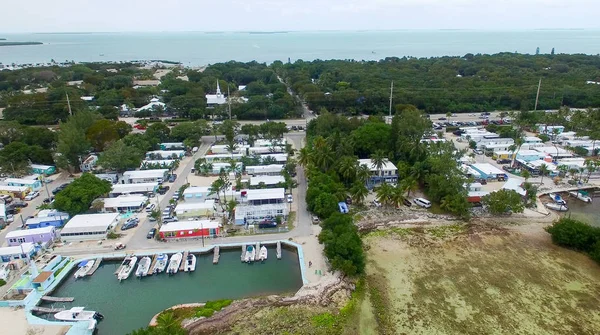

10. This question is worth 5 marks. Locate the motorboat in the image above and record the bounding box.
[135,256,152,278]
[548,193,567,205]
[117,256,138,281]
[74,260,95,279]
[545,202,568,212]
[184,254,196,272]
[152,254,168,274]
[258,246,268,261]
[569,191,593,203]
[244,246,255,263]
[167,252,182,275]
[54,307,104,322]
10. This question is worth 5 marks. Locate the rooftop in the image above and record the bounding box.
[6,226,54,238]
[0,243,35,256]
[159,220,220,233]
[103,195,148,208]
[246,188,285,201]
[32,271,53,283]
[250,175,285,186]
[4,178,39,185]
[123,169,168,179]
[358,159,398,171]
[183,186,211,194]
[61,213,118,234]
[175,200,216,211]
[470,163,506,175]
[111,183,158,193]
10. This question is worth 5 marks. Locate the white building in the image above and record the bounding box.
[206,81,227,105]
[358,158,398,188]
[260,153,288,163]
[234,204,288,225]
[250,175,285,187]
[523,136,544,146]
[203,153,244,163]
[183,186,213,202]
[110,183,159,197]
[533,147,574,160]
[122,169,168,184]
[175,200,217,219]
[103,195,148,213]
[537,124,565,135]
[160,142,185,150]
[245,165,284,176]
[137,97,166,112]
[483,143,514,154]
[210,144,249,155]
[253,139,287,147]
[80,155,98,172]
[248,146,285,155]
[477,136,514,148]
[244,188,286,205]
[60,213,119,242]
[0,243,36,263]
[146,150,185,160]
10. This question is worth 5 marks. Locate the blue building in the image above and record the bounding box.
[30,164,56,176]
[25,211,70,229]
[5,177,43,191]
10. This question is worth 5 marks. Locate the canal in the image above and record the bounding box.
[41,246,303,335]
[564,196,599,227]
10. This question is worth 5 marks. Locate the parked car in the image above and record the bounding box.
[147,228,157,239]
[52,183,69,195]
[403,199,412,207]
[311,215,320,224]
[372,199,382,208]
[496,159,511,164]
[473,149,484,155]
[24,192,40,201]
[477,178,488,185]
[149,216,157,222]
[157,186,170,195]
[42,197,54,204]
[413,197,432,208]
[145,203,155,212]
[121,221,138,231]
[163,217,178,223]
[12,201,28,208]
[168,174,177,182]
[438,117,447,120]
[0,194,13,203]
[286,194,293,203]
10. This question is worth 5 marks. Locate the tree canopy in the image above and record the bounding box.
[53,173,112,216]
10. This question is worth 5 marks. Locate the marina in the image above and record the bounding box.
[39,245,303,335]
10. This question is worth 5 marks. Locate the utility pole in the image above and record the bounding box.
[534,78,542,111]
[227,85,232,121]
[66,93,73,116]
[388,81,394,118]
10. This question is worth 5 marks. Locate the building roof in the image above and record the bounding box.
[175,200,216,211]
[534,146,569,155]
[26,215,69,226]
[111,183,158,194]
[60,213,118,234]
[183,186,211,195]
[4,178,39,185]
[517,149,545,156]
[234,203,287,219]
[260,154,288,162]
[133,79,161,86]
[250,175,285,186]
[6,226,54,239]
[483,143,513,149]
[524,136,542,142]
[30,164,54,170]
[246,188,285,201]
[123,169,168,179]
[358,159,398,171]
[0,243,35,256]
[103,195,148,209]
[470,163,506,176]
[0,185,29,192]
[142,160,176,166]
[160,142,184,147]
[37,209,69,218]
[32,271,53,283]
[245,165,284,173]
[159,220,220,233]
[147,150,185,156]
[0,204,5,217]
[502,179,526,196]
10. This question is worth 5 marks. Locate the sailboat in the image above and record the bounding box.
[135,256,151,278]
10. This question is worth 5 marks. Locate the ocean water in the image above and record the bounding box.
[1,30,600,66]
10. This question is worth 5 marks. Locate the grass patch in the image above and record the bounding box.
[53,260,72,277]
[365,270,394,334]
[364,227,412,239]
[287,211,296,230]
[107,231,122,239]
[194,299,232,318]
[428,203,449,215]
[425,224,466,239]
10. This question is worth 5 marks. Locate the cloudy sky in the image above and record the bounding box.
[2,0,599,33]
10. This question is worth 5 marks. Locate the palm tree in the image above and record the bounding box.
[313,137,334,171]
[155,312,184,334]
[510,137,524,167]
[390,185,406,208]
[521,169,531,183]
[337,156,357,184]
[356,164,371,185]
[539,163,549,184]
[298,147,310,167]
[375,183,394,207]
[350,182,368,205]
[401,177,418,198]
[370,150,387,181]
[568,168,578,181]
[585,159,598,181]
[557,165,569,178]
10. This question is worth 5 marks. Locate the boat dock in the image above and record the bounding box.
[180,251,189,271]
[86,258,102,276]
[41,296,74,302]
[149,254,158,273]
[31,306,65,314]
[276,241,282,260]
[241,244,246,262]
[254,242,261,262]
[213,246,220,264]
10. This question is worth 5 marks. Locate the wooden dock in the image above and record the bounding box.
[86,258,102,276]
[276,241,282,260]
[180,251,189,271]
[254,242,261,262]
[31,306,65,314]
[41,296,74,302]
[241,244,247,262]
[213,246,220,264]
[149,254,158,275]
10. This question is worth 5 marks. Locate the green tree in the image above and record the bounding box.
[318,213,365,276]
[401,177,418,198]
[539,163,549,184]
[86,119,120,152]
[481,189,524,215]
[546,218,600,252]
[145,122,171,143]
[55,111,98,172]
[53,173,112,216]
[349,182,368,205]
[369,150,387,180]
[97,140,144,173]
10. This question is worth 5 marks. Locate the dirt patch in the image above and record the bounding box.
[364,226,600,335]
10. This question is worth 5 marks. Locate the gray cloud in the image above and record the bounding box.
[1,0,599,32]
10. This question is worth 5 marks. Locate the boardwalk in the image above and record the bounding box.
[241,244,247,262]
[254,242,261,262]
[41,296,74,302]
[213,246,220,264]
[180,251,188,271]
[31,306,65,314]
[276,241,282,260]
[86,257,102,276]
[149,254,158,274]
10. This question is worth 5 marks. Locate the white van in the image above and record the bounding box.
[145,203,155,212]
[413,197,432,208]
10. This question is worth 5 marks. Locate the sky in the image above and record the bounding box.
[2,0,600,33]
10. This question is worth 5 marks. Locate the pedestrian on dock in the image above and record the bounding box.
[309,261,312,267]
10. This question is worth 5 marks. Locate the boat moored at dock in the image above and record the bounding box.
[135,256,152,278]
[569,191,593,203]
[549,193,567,205]
[74,260,95,279]
[167,253,182,275]
[152,254,168,274]
[258,246,268,261]
[545,202,568,212]
[184,254,196,272]
[244,246,255,263]
[117,256,138,281]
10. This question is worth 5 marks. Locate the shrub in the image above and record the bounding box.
[546,218,600,252]
[0,279,6,287]
[318,213,365,276]
[590,241,600,264]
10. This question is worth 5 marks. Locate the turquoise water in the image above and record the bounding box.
[41,246,303,335]
[1,30,600,66]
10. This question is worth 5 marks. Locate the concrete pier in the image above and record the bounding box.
[213,246,220,264]
[241,244,246,262]
[276,241,282,260]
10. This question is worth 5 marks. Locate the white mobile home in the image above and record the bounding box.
[60,213,119,242]
[146,150,185,160]
[110,183,159,197]
[183,186,212,201]
[203,153,244,163]
[103,195,148,213]
[160,142,185,150]
[174,200,217,218]
[210,144,249,155]
[234,203,288,225]
[250,175,285,187]
[260,153,287,163]
[122,169,168,184]
[245,165,284,176]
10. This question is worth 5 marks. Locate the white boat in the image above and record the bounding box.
[549,193,567,205]
[258,246,268,261]
[152,254,168,274]
[167,253,182,275]
[244,246,255,263]
[54,307,104,322]
[117,256,138,281]
[74,260,95,279]
[184,254,196,272]
[569,191,593,203]
[135,256,152,277]
[545,202,568,212]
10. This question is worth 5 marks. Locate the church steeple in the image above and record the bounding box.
[216,80,222,96]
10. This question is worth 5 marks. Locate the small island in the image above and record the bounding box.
[0,41,43,46]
